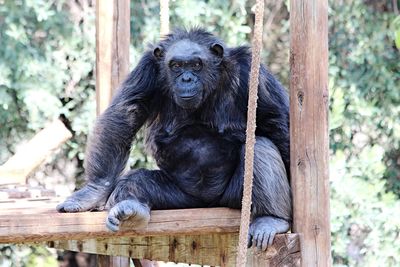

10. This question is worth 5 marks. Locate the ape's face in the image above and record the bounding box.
[154,39,224,109]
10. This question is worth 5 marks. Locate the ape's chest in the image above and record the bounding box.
[147,125,241,181]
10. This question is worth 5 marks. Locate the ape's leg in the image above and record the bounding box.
[219,137,292,251]
[56,182,113,212]
[105,168,203,231]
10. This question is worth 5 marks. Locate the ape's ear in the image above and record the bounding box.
[210,43,224,59]
[153,46,164,59]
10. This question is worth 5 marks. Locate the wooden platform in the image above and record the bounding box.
[0,198,300,266]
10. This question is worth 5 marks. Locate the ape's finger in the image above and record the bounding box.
[268,231,277,247]
[257,232,267,250]
[253,231,261,248]
[247,234,253,248]
[106,216,120,232]
[261,233,270,251]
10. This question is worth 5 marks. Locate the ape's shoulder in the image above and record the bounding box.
[226,46,251,65]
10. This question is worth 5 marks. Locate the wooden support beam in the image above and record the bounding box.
[289,0,331,266]
[97,255,131,267]
[0,206,240,243]
[0,201,300,266]
[0,119,72,185]
[94,0,131,265]
[96,0,130,114]
[50,234,299,266]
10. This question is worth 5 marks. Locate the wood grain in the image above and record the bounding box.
[95,0,130,114]
[49,233,299,266]
[0,205,240,243]
[95,1,130,265]
[289,0,331,266]
[0,119,72,185]
[0,200,300,266]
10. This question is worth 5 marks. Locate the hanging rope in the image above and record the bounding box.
[236,0,265,266]
[160,0,170,36]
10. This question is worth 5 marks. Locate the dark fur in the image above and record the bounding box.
[57,28,291,249]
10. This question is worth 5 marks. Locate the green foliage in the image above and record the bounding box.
[329,0,400,265]
[0,245,57,267]
[0,0,96,168]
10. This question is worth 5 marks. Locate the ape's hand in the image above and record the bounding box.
[106,199,150,232]
[247,216,290,251]
[56,183,110,213]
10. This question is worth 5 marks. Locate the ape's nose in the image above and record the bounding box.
[181,73,193,83]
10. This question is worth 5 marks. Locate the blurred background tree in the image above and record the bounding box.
[0,0,399,266]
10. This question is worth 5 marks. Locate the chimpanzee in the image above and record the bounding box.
[57,28,291,251]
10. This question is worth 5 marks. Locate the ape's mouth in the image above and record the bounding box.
[180,93,198,100]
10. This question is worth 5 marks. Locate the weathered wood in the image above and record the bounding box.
[0,204,240,243]
[246,234,300,267]
[97,255,130,267]
[95,0,130,114]
[50,234,236,266]
[49,234,299,266]
[95,1,130,265]
[0,199,299,266]
[290,0,331,266]
[0,185,55,201]
[0,119,72,185]
[159,0,169,36]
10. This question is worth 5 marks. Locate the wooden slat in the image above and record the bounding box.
[290,0,331,266]
[0,201,300,265]
[0,206,240,243]
[49,234,299,266]
[51,234,238,266]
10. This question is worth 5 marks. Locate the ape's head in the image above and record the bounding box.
[153,29,225,109]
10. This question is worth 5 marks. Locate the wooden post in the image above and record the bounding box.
[289,0,331,266]
[159,0,169,36]
[96,0,130,114]
[96,0,130,266]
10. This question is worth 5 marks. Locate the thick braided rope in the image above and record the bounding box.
[236,0,264,266]
[160,0,169,36]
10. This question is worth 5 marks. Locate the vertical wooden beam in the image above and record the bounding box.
[289,0,331,266]
[159,0,170,36]
[98,255,131,267]
[96,0,130,266]
[96,0,130,114]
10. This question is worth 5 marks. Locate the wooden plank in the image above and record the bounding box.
[96,0,130,114]
[0,199,300,265]
[0,206,240,243]
[0,119,72,185]
[289,0,331,266]
[50,234,237,266]
[48,234,299,266]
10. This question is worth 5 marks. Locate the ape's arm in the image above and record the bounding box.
[256,65,290,175]
[85,52,159,182]
[57,52,159,212]
[227,48,290,173]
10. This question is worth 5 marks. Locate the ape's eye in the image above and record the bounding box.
[192,61,202,71]
[170,62,182,71]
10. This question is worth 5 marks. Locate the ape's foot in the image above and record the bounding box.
[56,183,110,213]
[248,216,290,251]
[106,199,150,232]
